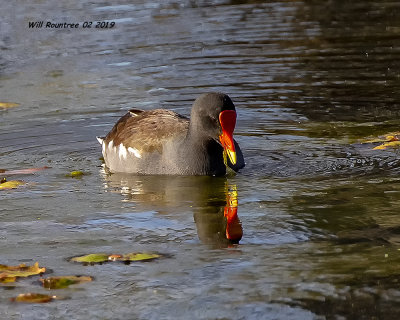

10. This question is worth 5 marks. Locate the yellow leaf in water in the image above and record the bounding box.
[66,171,85,178]
[0,275,17,283]
[0,102,20,109]
[373,141,400,150]
[0,180,26,190]
[385,135,396,141]
[361,132,400,145]
[0,262,45,278]
[11,293,55,303]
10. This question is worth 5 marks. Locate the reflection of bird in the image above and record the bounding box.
[195,183,242,245]
[97,92,245,175]
[101,173,242,246]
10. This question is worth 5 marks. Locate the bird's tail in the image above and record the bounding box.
[96,137,104,145]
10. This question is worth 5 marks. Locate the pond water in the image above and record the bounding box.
[2,0,400,319]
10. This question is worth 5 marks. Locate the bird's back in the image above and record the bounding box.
[99,109,189,174]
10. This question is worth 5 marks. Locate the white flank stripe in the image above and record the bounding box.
[119,144,128,159]
[108,140,114,151]
[128,147,142,158]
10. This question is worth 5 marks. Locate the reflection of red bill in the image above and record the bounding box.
[224,206,242,242]
[224,184,242,242]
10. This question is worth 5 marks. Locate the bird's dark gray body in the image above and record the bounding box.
[98,93,245,175]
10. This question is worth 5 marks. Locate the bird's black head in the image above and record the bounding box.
[190,92,237,164]
[191,92,235,119]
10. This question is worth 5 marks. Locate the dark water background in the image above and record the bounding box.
[2,1,400,319]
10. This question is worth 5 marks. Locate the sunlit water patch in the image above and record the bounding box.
[2,0,400,319]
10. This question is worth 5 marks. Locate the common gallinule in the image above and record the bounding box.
[97,92,245,175]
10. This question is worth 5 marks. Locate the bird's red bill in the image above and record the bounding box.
[219,110,237,164]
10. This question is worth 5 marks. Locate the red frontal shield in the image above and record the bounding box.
[219,110,237,165]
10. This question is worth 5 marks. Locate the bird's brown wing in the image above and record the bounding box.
[104,109,189,154]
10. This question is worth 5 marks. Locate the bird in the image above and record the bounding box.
[97,92,245,176]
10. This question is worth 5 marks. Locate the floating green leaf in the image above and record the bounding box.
[0,262,45,278]
[70,252,162,264]
[11,293,55,303]
[70,253,109,264]
[40,275,93,289]
[121,253,160,262]
[66,171,85,178]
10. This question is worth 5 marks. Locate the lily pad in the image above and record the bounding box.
[0,102,20,109]
[0,262,45,278]
[11,293,55,303]
[40,275,93,289]
[70,253,109,264]
[0,179,26,190]
[70,252,162,264]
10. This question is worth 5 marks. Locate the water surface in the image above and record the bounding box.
[2,1,400,319]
